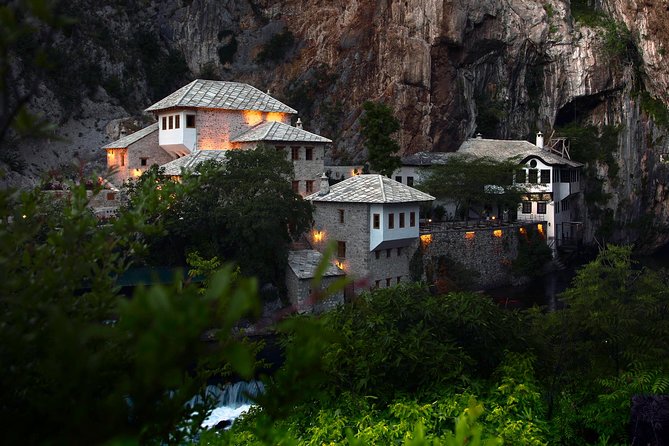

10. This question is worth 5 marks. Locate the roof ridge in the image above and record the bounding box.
[378,175,386,202]
[176,79,200,106]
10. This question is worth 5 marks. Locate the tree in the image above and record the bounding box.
[0,179,262,445]
[359,101,402,177]
[127,145,313,286]
[418,155,526,220]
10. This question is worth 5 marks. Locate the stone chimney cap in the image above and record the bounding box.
[318,172,330,196]
[296,117,303,129]
[475,132,482,139]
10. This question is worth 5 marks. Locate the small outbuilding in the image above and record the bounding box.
[286,249,345,313]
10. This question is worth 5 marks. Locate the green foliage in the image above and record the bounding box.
[512,226,552,277]
[256,30,295,64]
[0,180,262,444]
[359,101,403,177]
[639,90,669,128]
[126,146,313,286]
[418,155,526,220]
[570,0,609,27]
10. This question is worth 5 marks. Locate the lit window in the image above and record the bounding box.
[522,202,532,214]
[373,213,380,229]
[186,114,196,128]
[168,116,173,129]
[388,213,395,229]
[540,169,550,184]
[305,147,313,160]
[399,212,405,228]
[175,115,180,129]
[338,209,344,224]
[407,176,414,186]
[465,231,475,240]
[291,181,299,193]
[140,157,148,166]
[410,212,416,227]
[337,241,346,258]
[291,147,300,160]
[162,116,167,129]
[537,202,547,214]
[395,176,402,183]
[305,180,314,194]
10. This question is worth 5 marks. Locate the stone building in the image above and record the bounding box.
[306,174,434,294]
[285,249,345,313]
[102,79,330,194]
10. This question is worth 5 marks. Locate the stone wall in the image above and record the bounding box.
[368,241,415,289]
[195,109,291,150]
[277,143,326,195]
[285,270,344,314]
[420,222,545,289]
[106,129,171,185]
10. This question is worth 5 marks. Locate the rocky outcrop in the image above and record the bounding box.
[4,0,669,250]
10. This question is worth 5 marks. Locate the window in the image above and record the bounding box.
[162,116,167,130]
[305,147,313,160]
[186,114,195,128]
[388,213,395,229]
[168,116,173,129]
[399,212,405,228]
[397,276,401,284]
[528,169,538,183]
[291,147,300,160]
[106,192,115,201]
[175,115,180,129]
[386,249,391,258]
[305,180,314,194]
[120,153,125,167]
[373,213,380,229]
[410,211,416,227]
[407,176,414,187]
[516,169,526,183]
[338,209,345,224]
[395,176,402,183]
[540,169,550,184]
[140,157,148,166]
[386,278,391,287]
[522,201,532,214]
[375,280,380,288]
[537,202,547,214]
[560,169,570,183]
[375,251,380,259]
[397,248,402,256]
[337,241,346,258]
[291,181,299,193]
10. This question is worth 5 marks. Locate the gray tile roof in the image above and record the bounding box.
[231,121,331,143]
[287,249,345,279]
[102,123,158,149]
[306,174,435,203]
[401,151,456,166]
[159,150,228,176]
[458,138,583,167]
[145,79,297,114]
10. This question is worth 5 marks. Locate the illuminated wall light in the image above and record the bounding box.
[313,230,324,242]
[335,260,345,270]
[132,169,142,178]
[420,234,432,247]
[519,227,527,235]
[537,224,545,237]
[493,229,503,238]
[465,231,475,240]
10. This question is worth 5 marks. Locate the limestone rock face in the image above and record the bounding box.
[4,0,669,250]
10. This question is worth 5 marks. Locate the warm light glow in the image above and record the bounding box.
[493,229,503,238]
[537,224,545,235]
[519,227,527,235]
[107,150,115,158]
[351,169,360,177]
[132,169,142,178]
[198,138,220,150]
[465,231,475,240]
[335,260,345,270]
[242,110,264,126]
[266,112,285,123]
[312,230,324,242]
[420,234,432,247]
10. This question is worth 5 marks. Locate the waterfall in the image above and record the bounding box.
[198,381,265,430]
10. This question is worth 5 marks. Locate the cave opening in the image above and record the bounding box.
[555,94,607,127]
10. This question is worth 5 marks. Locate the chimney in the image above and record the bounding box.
[318,173,330,196]
[119,127,127,138]
[296,117,303,129]
[475,132,482,139]
[536,131,544,149]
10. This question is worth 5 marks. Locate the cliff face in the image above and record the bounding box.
[5,0,669,250]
